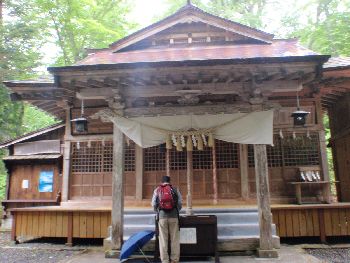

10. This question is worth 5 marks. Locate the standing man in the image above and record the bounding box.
[152,175,182,263]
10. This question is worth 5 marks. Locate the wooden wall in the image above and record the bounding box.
[328,94,350,202]
[9,163,61,201]
[143,168,240,200]
[331,135,350,201]
[14,211,111,239]
[272,205,350,241]
[69,171,135,200]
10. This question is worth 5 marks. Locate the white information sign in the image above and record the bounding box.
[22,179,29,189]
[180,228,197,244]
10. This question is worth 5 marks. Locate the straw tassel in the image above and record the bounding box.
[176,135,183,151]
[202,134,207,146]
[197,134,204,150]
[208,133,214,147]
[192,134,197,147]
[181,135,186,147]
[186,135,193,151]
[166,134,172,150]
[172,134,177,146]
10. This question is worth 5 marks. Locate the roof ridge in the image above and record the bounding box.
[106,2,273,53]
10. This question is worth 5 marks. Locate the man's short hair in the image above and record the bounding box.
[161,175,170,183]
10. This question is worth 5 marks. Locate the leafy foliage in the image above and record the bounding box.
[33,0,136,65]
[280,0,350,56]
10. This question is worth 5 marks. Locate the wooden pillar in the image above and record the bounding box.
[254,144,278,258]
[186,150,194,215]
[166,149,170,177]
[135,145,143,201]
[239,144,249,200]
[212,142,218,204]
[62,108,72,202]
[319,130,330,181]
[315,98,330,182]
[111,125,124,249]
[66,212,73,246]
[319,130,331,203]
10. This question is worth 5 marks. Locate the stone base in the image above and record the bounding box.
[257,249,279,258]
[105,249,121,258]
[103,237,113,251]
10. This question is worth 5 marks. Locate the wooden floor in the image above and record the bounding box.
[10,202,350,246]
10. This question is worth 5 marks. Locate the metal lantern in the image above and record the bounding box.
[291,89,310,126]
[71,99,88,133]
[291,109,310,126]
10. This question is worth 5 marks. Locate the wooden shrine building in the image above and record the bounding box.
[2,3,350,258]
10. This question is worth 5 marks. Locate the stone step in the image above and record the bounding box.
[123,223,276,238]
[124,212,259,225]
[120,208,277,246]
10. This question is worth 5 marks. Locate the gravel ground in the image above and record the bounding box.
[306,248,350,263]
[0,231,85,263]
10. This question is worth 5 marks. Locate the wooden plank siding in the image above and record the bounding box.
[12,205,350,243]
[9,163,61,200]
[13,211,111,240]
[272,206,350,240]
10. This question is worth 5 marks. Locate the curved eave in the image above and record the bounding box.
[48,55,330,74]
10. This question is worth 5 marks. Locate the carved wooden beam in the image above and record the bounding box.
[122,102,277,117]
[88,79,105,88]
[71,80,88,89]
[103,77,120,87]
[285,70,304,80]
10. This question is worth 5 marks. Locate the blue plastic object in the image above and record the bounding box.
[120,230,155,261]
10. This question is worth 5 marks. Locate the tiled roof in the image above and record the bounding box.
[76,39,318,66]
[323,57,350,69]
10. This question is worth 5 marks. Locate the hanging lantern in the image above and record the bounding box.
[291,89,309,126]
[291,109,310,126]
[71,99,88,133]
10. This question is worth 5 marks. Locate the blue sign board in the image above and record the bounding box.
[38,170,54,192]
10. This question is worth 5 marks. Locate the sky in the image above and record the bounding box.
[128,0,168,27]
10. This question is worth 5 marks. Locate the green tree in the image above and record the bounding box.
[0,0,57,200]
[34,0,136,65]
[281,0,350,56]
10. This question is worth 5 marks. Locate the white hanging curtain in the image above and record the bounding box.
[95,110,274,148]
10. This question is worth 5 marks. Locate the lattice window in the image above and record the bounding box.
[124,141,135,172]
[248,145,255,167]
[170,148,187,170]
[283,133,320,166]
[267,136,283,167]
[193,146,212,170]
[71,140,135,173]
[103,141,113,172]
[71,141,105,173]
[215,140,239,168]
[248,135,283,167]
[144,144,166,171]
[248,133,320,167]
